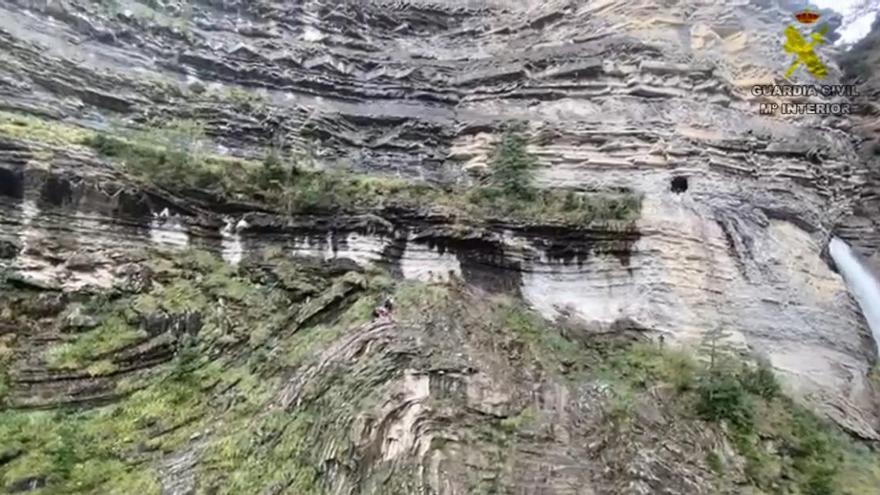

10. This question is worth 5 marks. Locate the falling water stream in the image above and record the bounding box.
[828,237,880,354]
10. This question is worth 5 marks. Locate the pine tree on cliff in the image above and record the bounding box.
[489,123,537,200]
[699,324,736,373]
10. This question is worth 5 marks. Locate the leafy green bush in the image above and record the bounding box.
[784,409,842,495]
[739,359,780,399]
[695,370,754,431]
[254,146,293,191]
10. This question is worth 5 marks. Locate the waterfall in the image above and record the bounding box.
[829,237,880,353]
[221,219,244,266]
[148,209,189,249]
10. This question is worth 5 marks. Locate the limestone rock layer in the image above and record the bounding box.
[1,0,879,444]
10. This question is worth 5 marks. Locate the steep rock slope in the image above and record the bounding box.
[2,250,880,494]
[838,12,880,262]
[0,0,879,477]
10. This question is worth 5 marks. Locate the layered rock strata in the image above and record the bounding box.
[0,0,878,440]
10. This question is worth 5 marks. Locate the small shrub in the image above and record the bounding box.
[562,190,580,211]
[733,431,781,489]
[868,365,880,387]
[695,370,754,431]
[0,371,8,405]
[607,388,634,426]
[499,406,537,434]
[256,149,288,188]
[739,359,780,399]
[706,450,724,474]
[664,350,698,392]
[47,418,79,482]
[169,341,201,384]
[782,409,842,493]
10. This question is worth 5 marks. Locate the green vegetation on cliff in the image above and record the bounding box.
[467,124,641,224]
[601,342,879,495]
[84,118,640,225]
[1,250,879,494]
[0,110,875,494]
[0,111,640,226]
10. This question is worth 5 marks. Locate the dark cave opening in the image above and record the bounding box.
[670,176,688,194]
[0,168,24,199]
[40,177,73,207]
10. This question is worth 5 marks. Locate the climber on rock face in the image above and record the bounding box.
[373,305,389,321]
[373,297,395,322]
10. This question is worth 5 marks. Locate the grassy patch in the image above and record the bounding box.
[45,316,145,370]
[281,293,376,369]
[603,341,880,495]
[200,408,323,494]
[1,247,371,494]
[82,114,638,225]
[0,110,642,226]
[199,337,401,494]
[494,297,583,370]
[134,278,208,315]
[82,120,225,193]
[0,354,272,494]
[0,111,94,147]
[0,338,11,404]
[499,406,537,434]
[602,343,697,392]
[6,261,880,495]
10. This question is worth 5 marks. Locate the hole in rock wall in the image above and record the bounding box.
[40,177,73,206]
[116,191,153,219]
[670,176,688,194]
[0,168,24,198]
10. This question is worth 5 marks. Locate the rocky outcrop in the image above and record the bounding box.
[1,0,878,438]
[4,249,876,494]
[1,2,880,490]
[837,13,880,264]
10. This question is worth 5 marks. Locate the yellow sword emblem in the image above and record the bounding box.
[783,24,828,79]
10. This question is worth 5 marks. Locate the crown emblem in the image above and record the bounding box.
[795,10,820,24]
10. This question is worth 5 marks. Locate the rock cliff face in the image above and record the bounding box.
[1,0,879,493]
[838,12,880,261]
